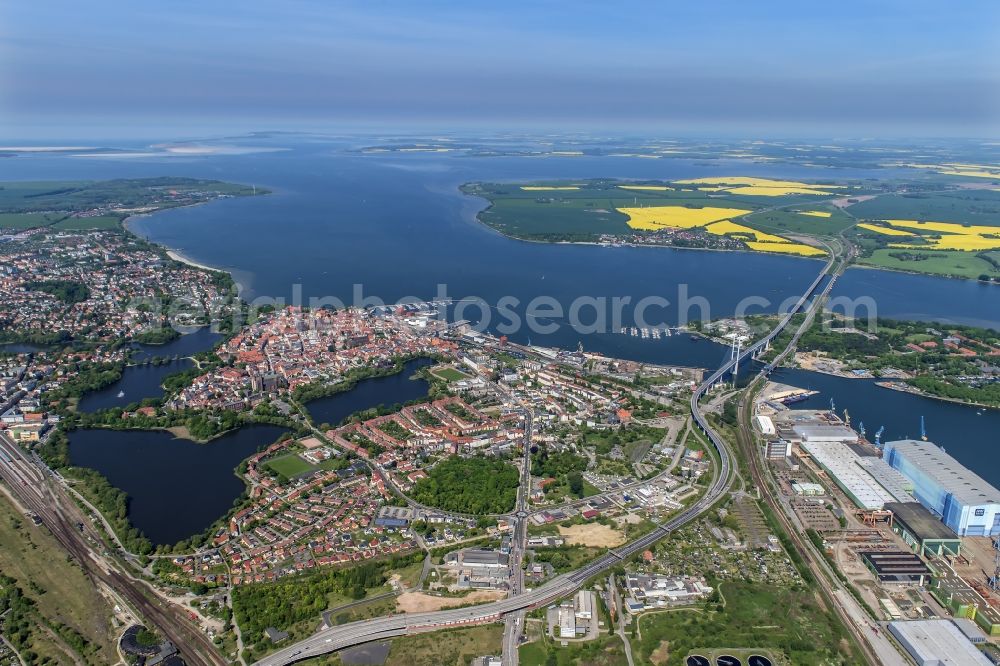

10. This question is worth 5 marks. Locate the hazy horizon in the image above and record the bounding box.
[2,1,998,140]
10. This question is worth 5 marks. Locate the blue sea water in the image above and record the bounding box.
[6,135,998,539]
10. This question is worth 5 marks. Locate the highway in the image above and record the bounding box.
[253,254,837,666]
[501,408,532,665]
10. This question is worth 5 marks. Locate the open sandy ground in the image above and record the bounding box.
[395,589,506,613]
[558,523,626,547]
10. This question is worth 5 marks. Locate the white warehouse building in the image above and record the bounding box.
[887,619,991,665]
[800,440,915,511]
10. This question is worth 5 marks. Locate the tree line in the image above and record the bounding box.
[410,456,519,514]
[233,552,422,639]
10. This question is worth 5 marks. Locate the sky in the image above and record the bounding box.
[2,0,998,138]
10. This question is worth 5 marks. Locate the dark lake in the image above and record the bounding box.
[130,326,223,362]
[305,357,434,426]
[77,328,222,413]
[68,424,288,546]
[0,343,49,354]
[77,360,192,413]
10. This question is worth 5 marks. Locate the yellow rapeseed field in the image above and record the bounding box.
[705,220,787,243]
[799,210,832,218]
[673,176,844,197]
[520,186,580,191]
[938,169,1000,179]
[745,241,826,257]
[675,177,821,187]
[728,186,837,196]
[941,163,993,169]
[902,163,1000,179]
[889,239,1000,251]
[856,223,916,237]
[879,219,1000,251]
[617,185,673,191]
[615,205,751,231]
[616,205,825,257]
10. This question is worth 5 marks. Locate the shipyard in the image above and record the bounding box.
[753,379,1000,654]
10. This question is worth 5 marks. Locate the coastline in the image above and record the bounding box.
[779,359,998,411]
[475,218,830,261]
[166,249,226,273]
[123,212,231,275]
[461,186,996,283]
[485,220,998,281]
[848,259,1000,286]
[123,211,246,299]
[875,380,999,411]
[461,190,829,261]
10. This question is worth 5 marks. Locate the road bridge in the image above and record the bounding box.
[253,254,838,666]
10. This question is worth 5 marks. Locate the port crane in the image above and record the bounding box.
[874,426,885,448]
[920,415,928,441]
[843,409,851,427]
[830,397,836,413]
[858,421,865,438]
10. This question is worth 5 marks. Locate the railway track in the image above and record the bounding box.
[731,248,906,666]
[0,433,228,666]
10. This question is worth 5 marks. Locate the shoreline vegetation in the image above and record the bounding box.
[779,314,1000,408]
[874,380,1000,411]
[839,259,1000,286]
[786,358,1000,411]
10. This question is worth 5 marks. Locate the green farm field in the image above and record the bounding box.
[856,248,1000,280]
[741,207,856,235]
[846,190,1000,226]
[0,212,67,229]
[51,215,124,230]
